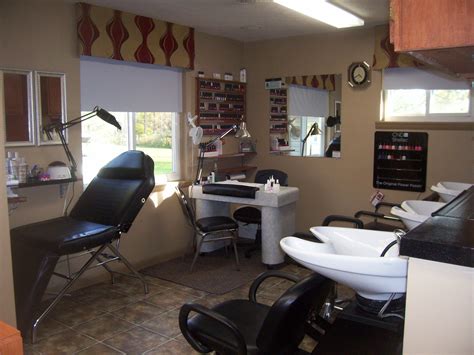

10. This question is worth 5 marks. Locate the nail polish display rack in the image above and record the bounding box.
[373,131,428,192]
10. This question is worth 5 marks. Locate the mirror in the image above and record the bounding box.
[268,74,342,158]
[35,71,66,145]
[1,69,35,146]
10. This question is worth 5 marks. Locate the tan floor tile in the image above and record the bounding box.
[114,301,166,324]
[75,342,124,354]
[299,334,318,353]
[145,339,199,354]
[103,326,169,354]
[50,304,105,327]
[142,309,181,338]
[146,289,199,311]
[141,276,179,289]
[35,318,70,341]
[73,314,135,341]
[27,329,96,355]
[76,290,137,312]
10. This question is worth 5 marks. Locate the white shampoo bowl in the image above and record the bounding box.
[431,181,472,202]
[391,200,446,230]
[280,227,408,301]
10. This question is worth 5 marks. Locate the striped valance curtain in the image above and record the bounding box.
[372,25,422,70]
[77,2,195,70]
[285,74,336,91]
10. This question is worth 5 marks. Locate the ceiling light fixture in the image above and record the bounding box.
[273,0,364,29]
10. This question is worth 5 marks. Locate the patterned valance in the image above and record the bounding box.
[77,3,195,70]
[285,74,336,91]
[372,25,422,70]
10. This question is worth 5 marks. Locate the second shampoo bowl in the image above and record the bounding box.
[280,227,408,301]
[391,200,446,230]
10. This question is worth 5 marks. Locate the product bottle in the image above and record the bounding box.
[274,179,280,193]
[18,157,28,183]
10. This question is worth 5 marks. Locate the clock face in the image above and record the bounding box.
[348,62,371,88]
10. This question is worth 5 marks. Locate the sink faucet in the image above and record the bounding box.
[394,229,406,244]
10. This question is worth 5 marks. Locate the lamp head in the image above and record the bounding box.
[235,122,251,139]
[326,115,341,127]
[95,107,122,130]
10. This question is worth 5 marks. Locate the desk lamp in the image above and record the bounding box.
[43,106,121,179]
[301,122,321,157]
[194,123,251,184]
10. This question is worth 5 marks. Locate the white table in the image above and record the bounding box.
[189,182,299,266]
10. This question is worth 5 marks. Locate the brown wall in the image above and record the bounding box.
[243,28,473,231]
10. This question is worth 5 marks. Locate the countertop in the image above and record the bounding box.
[399,186,474,268]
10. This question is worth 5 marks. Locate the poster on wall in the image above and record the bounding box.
[373,131,428,192]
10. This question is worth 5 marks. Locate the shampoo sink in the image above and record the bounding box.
[431,182,472,202]
[280,227,408,301]
[391,200,446,230]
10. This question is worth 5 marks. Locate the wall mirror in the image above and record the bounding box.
[35,71,67,145]
[2,69,35,146]
[268,74,342,158]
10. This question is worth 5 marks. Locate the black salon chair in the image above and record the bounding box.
[233,169,288,258]
[175,185,240,272]
[179,270,333,355]
[10,150,155,343]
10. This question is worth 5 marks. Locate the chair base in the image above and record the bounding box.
[29,242,148,344]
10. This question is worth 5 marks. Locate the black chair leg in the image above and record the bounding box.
[245,225,262,258]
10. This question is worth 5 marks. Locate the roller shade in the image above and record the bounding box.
[288,85,329,117]
[383,68,470,90]
[80,56,182,112]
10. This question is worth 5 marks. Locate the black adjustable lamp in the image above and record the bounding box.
[43,106,121,179]
[301,122,321,157]
[194,123,251,185]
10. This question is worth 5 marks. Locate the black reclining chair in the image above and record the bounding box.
[179,271,333,355]
[10,150,155,343]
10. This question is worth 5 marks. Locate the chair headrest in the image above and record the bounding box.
[98,150,150,180]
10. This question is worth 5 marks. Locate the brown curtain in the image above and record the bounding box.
[77,2,195,70]
[285,74,336,91]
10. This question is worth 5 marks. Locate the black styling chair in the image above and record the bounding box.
[175,185,240,272]
[179,271,334,355]
[233,169,288,258]
[10,151,155,343]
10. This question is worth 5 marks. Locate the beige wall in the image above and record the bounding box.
[243,29,473,231]
[0,73,17,326]
[0,0,245,294]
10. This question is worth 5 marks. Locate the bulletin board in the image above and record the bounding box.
[373,132,428,192]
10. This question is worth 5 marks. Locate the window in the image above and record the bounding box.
[80,57,183,184]
[82,112,179,184]
[382,68,472,122]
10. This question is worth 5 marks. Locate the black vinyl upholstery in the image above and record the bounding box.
[233,206,261,224]
[10,150,155,338]
[180,271,333,355]
[196,216,238,233]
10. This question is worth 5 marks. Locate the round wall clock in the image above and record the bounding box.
[348,61,371,89]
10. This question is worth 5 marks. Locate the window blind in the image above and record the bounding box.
[80,56,183,112]
[383,68,469,90]
[288,85,329,117]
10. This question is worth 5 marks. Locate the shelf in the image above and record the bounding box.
[17,177,79,188]
[198,77,246,85]
[377,158,422,162]
[199,88,245,95]
[203,152,256,160]
[217,165,257,174]
[270,149,295,154]
[200,119,242,125]
[376,167,422,172]
[7,196,27,204]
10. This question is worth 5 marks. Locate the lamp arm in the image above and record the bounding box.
[55,127,77,178]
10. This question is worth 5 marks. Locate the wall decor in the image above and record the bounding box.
[1,69,35,146]
[35,72,67,145]
[347,61,371,88]
[373,131,428,192]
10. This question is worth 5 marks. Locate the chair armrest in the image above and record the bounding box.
[374,202,401,212]
[321,215,364,229]
[249,271,300,303]
[179,303,247,355]
[354,210,401,222]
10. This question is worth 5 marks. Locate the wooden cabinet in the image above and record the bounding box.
[40,76,62,122]
[0,321,23,355]
[390,0,474,78]
[269,88,288,135]
[196,77,246,136]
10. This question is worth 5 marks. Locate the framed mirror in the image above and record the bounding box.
[35,71,67,145]
[267,74,342,158]
[1,69,35,146]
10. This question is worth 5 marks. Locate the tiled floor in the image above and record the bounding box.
[24,263,338,354]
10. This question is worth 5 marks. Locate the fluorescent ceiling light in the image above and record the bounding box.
[274,0,364,29]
